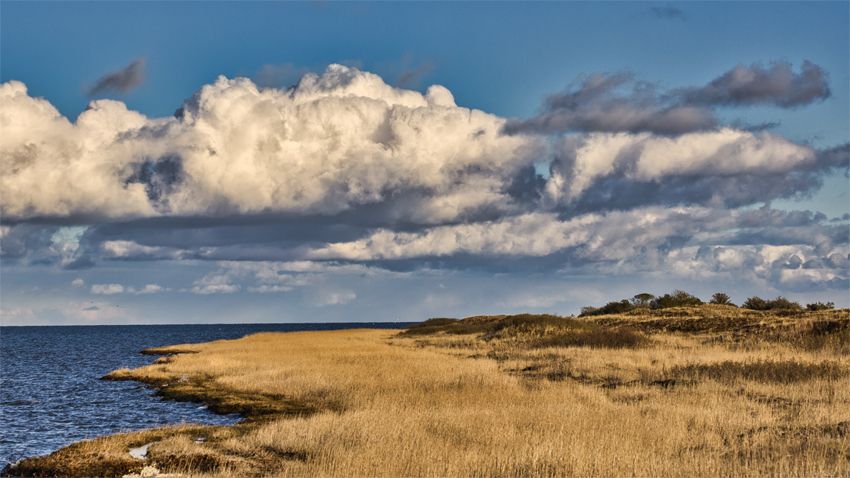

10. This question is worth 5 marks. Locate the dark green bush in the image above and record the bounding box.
[650,290,703,309]
[580,290,707,316]
[709,292,734,306]
[742,296,769,310]
[579,306,599,316]
[806,301,835,311]
[768,296,803,310]
[631,293,655,308]
[578,299,634,317]
[743,296,802,311]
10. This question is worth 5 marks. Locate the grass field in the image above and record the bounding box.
[5,305,848,477]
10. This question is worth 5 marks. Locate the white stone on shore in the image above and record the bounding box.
[128,444,150,460]
[122,465,185,478]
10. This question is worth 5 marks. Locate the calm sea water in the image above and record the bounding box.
[0,323,413,468]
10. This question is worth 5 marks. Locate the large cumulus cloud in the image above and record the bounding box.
[1,65,542,223]
[2,63,848,294]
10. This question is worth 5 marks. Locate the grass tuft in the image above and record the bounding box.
[670,359,848,384]
[527,327,650,350]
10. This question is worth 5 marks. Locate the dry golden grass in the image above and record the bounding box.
[7,308,849,477]
[4,425,216,477]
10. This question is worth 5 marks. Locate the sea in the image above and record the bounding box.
[0,323,415,469]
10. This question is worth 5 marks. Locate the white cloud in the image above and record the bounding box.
[132,284,165,294]
[182,260,409,297]
[496,294,569,308]
[188,273,240,294]
[62,301,133,322]
[315,290,356,306]
[101,240,182,259]
[1,66,542,223]
[189,284,240,294]
[72,278,85,287]
[0,81,157,218]
[2,64,845,302]
[0,307,35,322]
[91,283,124,294]
[248,285,293,293]
[308,212,597,260]
[84,282,166,294]
[547,129,817,203]
[305,205,848,291]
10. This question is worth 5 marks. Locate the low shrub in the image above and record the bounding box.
[631,293,655,308]
[578,299,634,317]
[709,292,734,306]
[807,301,835,311]
[742,296,803,311]
[650,290,703,309]
[768,297,804,310]
[742,296,769,310]
[580,290,706,316]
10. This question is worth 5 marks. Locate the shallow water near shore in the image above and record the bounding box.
[0,323,412,469]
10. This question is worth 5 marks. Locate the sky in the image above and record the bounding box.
[1,1,848,325]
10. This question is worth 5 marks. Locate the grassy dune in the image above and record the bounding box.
[5,307,849,477]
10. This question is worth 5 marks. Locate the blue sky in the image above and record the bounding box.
[2,1,848,325]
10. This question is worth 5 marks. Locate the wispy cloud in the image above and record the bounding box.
[397,60,435,87]
[648,5,686,21]
[673,60,830,108]
[87,58,146,97]
[504,60,831,136]
[504,71,716,135]
[62,301,133,322]
[91,283,124,294]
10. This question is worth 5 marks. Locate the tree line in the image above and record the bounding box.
[578,290,836,317]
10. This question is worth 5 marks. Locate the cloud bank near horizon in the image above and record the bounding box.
[1,63,847,295]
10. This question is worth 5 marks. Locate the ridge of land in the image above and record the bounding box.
[4,307,848,477]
